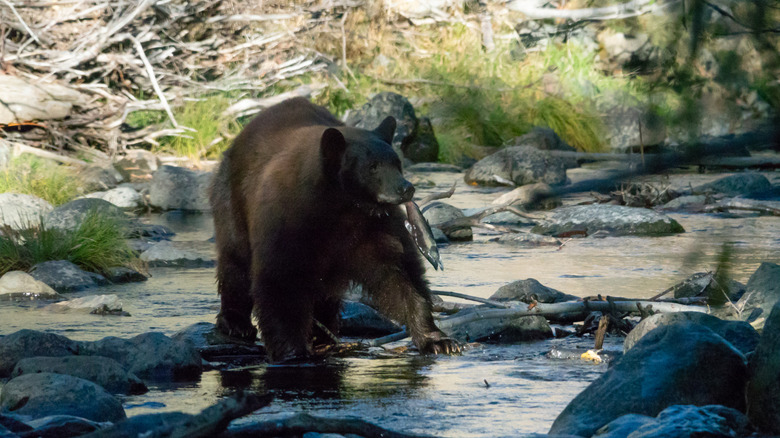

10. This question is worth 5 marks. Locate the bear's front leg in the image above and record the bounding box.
[253,275,316,363]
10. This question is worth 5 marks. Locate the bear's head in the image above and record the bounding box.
[321,116,415,208]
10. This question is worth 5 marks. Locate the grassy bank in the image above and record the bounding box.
[0,156,82,205]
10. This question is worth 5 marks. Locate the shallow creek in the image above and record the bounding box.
[1,168,778,436]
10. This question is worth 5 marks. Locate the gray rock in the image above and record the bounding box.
[12,356,147,395]
[491,182,560,210]
[531,204,685,237]
[594,405,754,438]
[602,104,666,153]
[139,241,215,268]
[78,165,122,192]
[481,211,536,226]
[505,127,576,152]
[491,233,562,247]
[0,330,78,377]
[172,322,264,359]
[736,262,780,330]
[464,146,569,187]
[148,165,211,211]
[746,300,780,434]
[113,150,160,182]
[30,260,108,293]
[549,322,748,437]
[0,373,125,423]
[85,412,192,438]
[405,163,462,173]
[403,117,440,163]
[487,315,553,343]
[0,193,52,230]
[659,195,710,212]
[127,223,175,241]
[81,187,143,210]
[345,92,417,161]
[0,76,87,124]
[669,272,745,301]
[79,332,201,379]
[624,312,759,355]
[24,415,106,438]
[0,413,32,434]
[42,294,128,316]
[0,271,61,301]
[43,198,127,232]
[490,279,578,303]
[421,202,472,241]
[103,267,147,284]
[340,301,402,336]
[693,173,772,197]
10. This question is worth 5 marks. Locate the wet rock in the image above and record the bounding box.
[624,312,759,355]
[421,202,472,241]
[103,267,147,284]
[114,149,160,182]
[487,315,553,343]
[490,233,562,247]
[464,146,569,187]
[549,322,748,437]
[0,271,61,301]
[715,197,780,216]
[480,211,536,226]
[0,193,53,230]
[79,332,202,379]
[531,204,685,237]
[0,414,32,434]
[78,164,123,192]
[693,173,772,197]
[149,165,211,211]
[431,227,449,244]
[736,262,780,330]
[594,405,754,438]
[490,279,578,304]
[29,260,108,293]
[88,412,192,438]
[0,373,126,423]
[506,127,577,152]
[340,301,402,337]
[139,241,215,268]
[404,117,440,163]
[172,322,264,360]
[405,162,462,173]
[659,195,710,212]
[491,182,560,210]
[43,198,128,232]
[669,272,745,301]
[127,223,175,241]
[81,186,143,210]
[0,330,78,377]
[746,300,780,434]
[12,356,147,395]
[0,76,87,124]
[24,415,106,438]
[42,294,128,316]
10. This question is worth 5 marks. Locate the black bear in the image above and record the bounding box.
[210,97,459,363]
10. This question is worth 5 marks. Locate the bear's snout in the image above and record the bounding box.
[399,180,415,202]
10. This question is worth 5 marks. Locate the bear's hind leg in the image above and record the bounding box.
[215,251,257,341]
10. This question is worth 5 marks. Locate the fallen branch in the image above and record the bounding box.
[418,181,457,207]
[4,139,87,166]
[225,413,434,438]
[432,290,510,308]
[435,202,542,234]
[130,34,179,129]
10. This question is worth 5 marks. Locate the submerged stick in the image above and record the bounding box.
[225,412,435,438]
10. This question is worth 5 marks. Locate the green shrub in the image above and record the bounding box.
[0,210,140,277]
[0,156,82,205]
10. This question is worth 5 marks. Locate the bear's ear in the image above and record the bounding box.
[374,116,396,145]
[321,127,347,178]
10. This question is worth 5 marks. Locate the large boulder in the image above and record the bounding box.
[464,146,569,187]
[532,204,685,237]
[43,198,127,232]
[78,164,123,192]
[29,260,108,293]
[486,315,553,343]
[624,312,760,355]
[78,332,201,379]
[668,272,745,301]
[422,202,472,241]
[549,322,748,437]
[736,262,780,330]
[0,330,78,377]
[81,186,143,210]
[594,404,755,438]
[113,149,160,182]
[0,373,125,423]
[693,173,772,197]
[0,193,52,230]
[346,92,439,163]
[0,271,60,301]
[490,278,578,304]
[11,356,147,395]
[148,165,211,211]
[746,300,780,434]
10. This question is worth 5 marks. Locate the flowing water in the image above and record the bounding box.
[1,168,778,436]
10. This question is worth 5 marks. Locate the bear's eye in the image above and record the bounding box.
[369,163,379,174]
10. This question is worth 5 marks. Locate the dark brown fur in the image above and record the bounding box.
[210,97,458,363]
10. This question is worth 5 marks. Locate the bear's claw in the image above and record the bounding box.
[216,313,258,341]
[418,331,462,355]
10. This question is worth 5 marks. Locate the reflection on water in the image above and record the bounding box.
[0,170,778,436]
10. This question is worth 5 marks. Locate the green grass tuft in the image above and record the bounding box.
[0,210,140,277]
[0,156,83,205]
